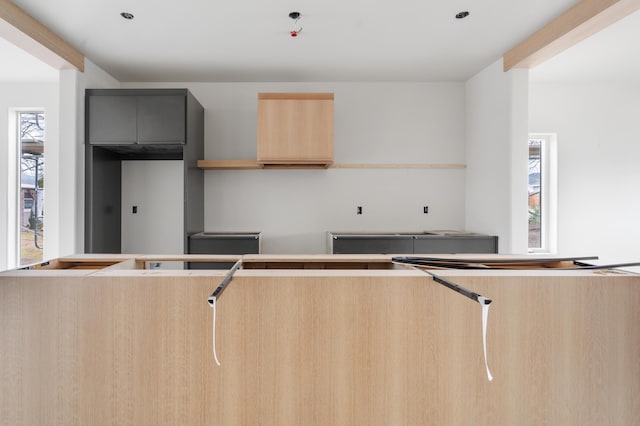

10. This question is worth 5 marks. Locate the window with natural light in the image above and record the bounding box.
[18,112,45,266]
[528,134,557,253]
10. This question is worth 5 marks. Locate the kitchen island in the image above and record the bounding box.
[1,254,639,425]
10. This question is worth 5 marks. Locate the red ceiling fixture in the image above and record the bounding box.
[289,11,302,37]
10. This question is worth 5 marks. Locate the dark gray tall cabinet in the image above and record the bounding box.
[85,89,204,253]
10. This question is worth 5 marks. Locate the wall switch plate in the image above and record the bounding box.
[357,206,363,215]
[132,205,138,214]
[423,206,429,214]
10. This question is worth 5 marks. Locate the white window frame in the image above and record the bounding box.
[7,110,19,269]
[8,109,46,269]
[528,133,557,254]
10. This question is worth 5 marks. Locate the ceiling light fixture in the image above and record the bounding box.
[289,11,302,37]
[120,12,134,20]
[455,11,470,19]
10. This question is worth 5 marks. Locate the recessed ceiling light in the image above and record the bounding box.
[455,11,470,19]
[120,12,134,20]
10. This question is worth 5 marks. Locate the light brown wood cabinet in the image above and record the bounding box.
[3,255,640,425]
[257,93,334,167]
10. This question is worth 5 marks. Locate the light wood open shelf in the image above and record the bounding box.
[331,163,466,169]
[198,160,466,170]
[197,160,264,169]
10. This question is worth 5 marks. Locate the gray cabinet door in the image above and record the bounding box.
[332,236,413,254]
[88,96,137,144]
[189,236,260,255]
[188,235,260,270]
[413,236,498,254]
[137,95,185,144]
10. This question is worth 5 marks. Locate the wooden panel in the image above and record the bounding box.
[504,0,640,71]
[0,1,84,71]
[197,160,264,169]
[1,272,639,425]
[259,93,334,100]
[257,94,334,165]
[330,163,466,169]
[197,162,466,170]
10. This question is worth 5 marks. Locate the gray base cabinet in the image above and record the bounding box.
[413,235,498,254]
[331,235,414,255]
[329,232,498,254]
[187,233,261,269]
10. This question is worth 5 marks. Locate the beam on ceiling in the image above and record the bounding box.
[503,0,640,71]
[0,0,84,71]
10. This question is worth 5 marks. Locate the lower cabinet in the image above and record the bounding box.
[187,232,260,269]
[330,235,414,254]
[413,235,498,254]
[330,233,498,254]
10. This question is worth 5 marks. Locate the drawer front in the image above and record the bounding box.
[413,236,498,254]
[332,236,413,254]
[188,237,260,255]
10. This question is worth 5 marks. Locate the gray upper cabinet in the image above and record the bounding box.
[87,90,186,145]
[88,96,137,144]
[85,88,204,254]
[137,95,185,144]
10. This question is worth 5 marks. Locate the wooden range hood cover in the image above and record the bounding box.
[257,92,334,168]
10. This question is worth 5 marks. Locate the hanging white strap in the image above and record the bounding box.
[477,296,493,381]
[211,296,221,366]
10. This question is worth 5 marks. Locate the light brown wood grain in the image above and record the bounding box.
[258,93,334,100]
[503,0,640,71]
[1,270,639,425]
[330,163,466,169]
[197,161,466,170]
[257,94,334,166]
[197,160,264,169]
[0,0,84,71]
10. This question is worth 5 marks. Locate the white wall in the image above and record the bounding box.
[123,82,467,253]
[0,82,58,270]
[0,59,118,271]
[465,60,529,254]
[121,161,183,254]
[58,59,119,256]
[529,81,640,263]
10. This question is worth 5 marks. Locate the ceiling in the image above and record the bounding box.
[530,10,640,83]
[1,1,637,84]
[3,0,583,82]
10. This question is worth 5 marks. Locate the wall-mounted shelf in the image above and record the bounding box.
[197,160,466,170]
[330,163,466,169]
[197,160,263,169]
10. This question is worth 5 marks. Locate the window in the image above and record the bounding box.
[528,134,557,253]
[18,112,45,266]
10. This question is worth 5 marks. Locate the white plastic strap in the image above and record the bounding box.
[477,296,493,381]
[211,296,221,366]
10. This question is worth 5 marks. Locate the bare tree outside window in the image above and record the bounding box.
[19,112,45,266]
[528,139,542,249]
[528,134,557,253]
